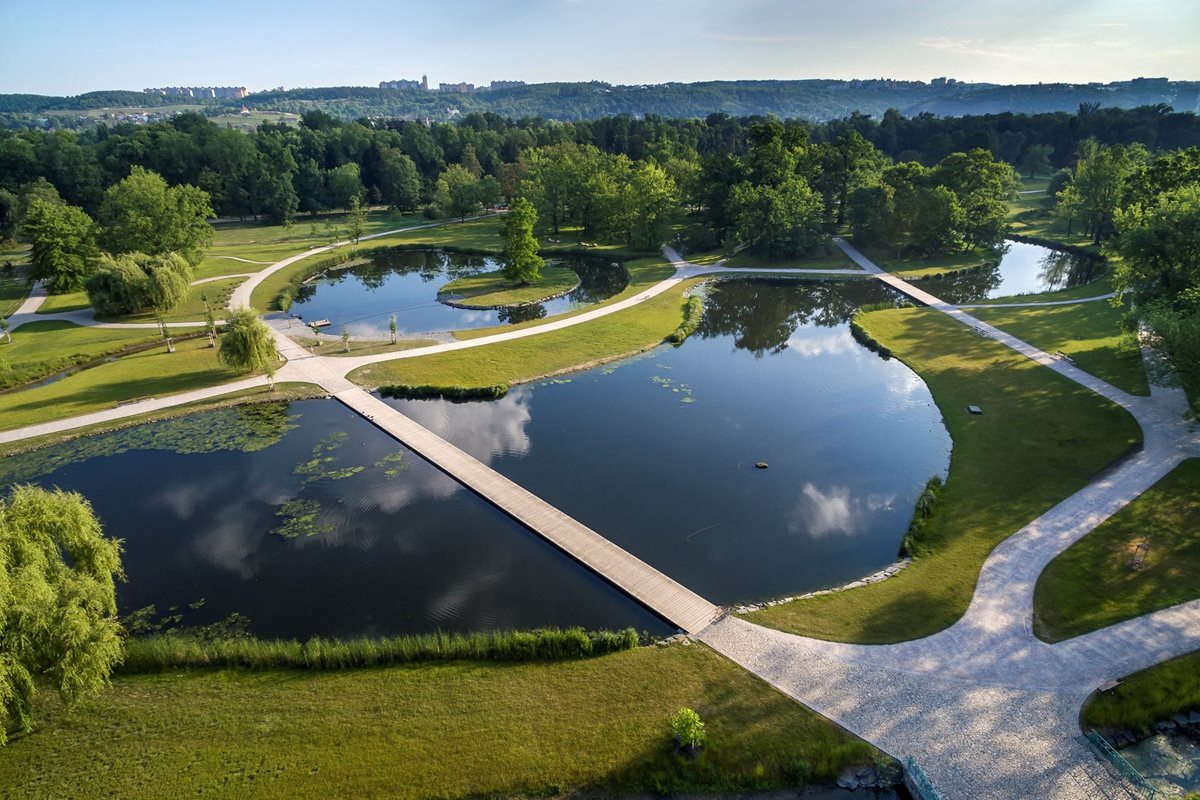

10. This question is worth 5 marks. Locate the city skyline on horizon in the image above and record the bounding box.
[1,0,1197,96]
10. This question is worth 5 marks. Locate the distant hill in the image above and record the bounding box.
[4,78,1199,124]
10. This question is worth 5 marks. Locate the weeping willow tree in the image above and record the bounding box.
[218,309,280,388]
[0,486,125,745]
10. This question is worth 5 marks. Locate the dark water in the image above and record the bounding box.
[290,248,627,337]
[384,279,953,605]
[912,239,1098,303]
[0,400,668,639]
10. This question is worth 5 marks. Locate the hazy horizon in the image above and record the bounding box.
[1,0,1197,96]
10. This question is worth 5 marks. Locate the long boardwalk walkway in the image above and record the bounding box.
[265,331,723,633]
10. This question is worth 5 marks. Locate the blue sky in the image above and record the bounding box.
[1,0,1196,95]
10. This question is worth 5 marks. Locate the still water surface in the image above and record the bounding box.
[912,239,1099,303]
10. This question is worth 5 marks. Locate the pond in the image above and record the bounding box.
[383,278,953,605]
[0,400,669,639]
[290,248,627,337]
[912,239,1100,303]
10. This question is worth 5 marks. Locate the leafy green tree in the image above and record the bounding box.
[388,314,397,345]
[377,149,422,211]
[346,196,367,244]
[1018,144,1054,178]
[1112,183,1200,390]
[218,309,279,388]
[848,184,896,246]
[1059,139,1147,245]
[670,707,706,752]
[434,165,486,221]
[0,485,124,745]
[23,198,99,293]
[729,176,825,257]
[0,189,18,242]
[814,129,887,224]
[500,198,544,284]
[909,186,965,255]
[98,167,214,265]
[85,252,192,316]
[324,163,364,210]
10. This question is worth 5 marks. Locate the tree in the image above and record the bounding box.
[388,314,397,345]
[0,485,124,745]
[1112,184,1200,391]
[346,196,367,244]
[377,149,422,211]
[848,184,896,246]
[22,198,99,293]
[1060,139,1147,245]
[218,309,279,388]
[729,176,825,257]
[341,324,351,353]
[670,707,706,753]
[85,252,192,316]
[1018,144,1054,178]
[500,198,544,285]
[434,165,485,221]
[98,167,214,265]
[0,315,10,344]
[908,185,965,255]
[324,163,364,210]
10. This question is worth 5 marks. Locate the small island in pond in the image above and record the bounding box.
[437,265,581,309]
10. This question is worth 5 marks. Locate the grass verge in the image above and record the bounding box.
[1083,650,1200,732]
[0,321,160,390]
[971,273,1115,305]
[350,277,700,390]
[438,265,579,307]
[0,644,878,797]
[742,307,1141,643]
[970,299,1149,396]
[0,336,252,432]
[858,245,998,279]
[1034,459,1200,642]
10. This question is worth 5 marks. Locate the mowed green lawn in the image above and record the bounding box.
[439,265,579,307]
[1035,459,1200,642]
[743,307,1141,643]
[1083,649,1200,732]
[0,321,158,390]
[970,299,1149,396]
[95,277,246,324]
[0,645,876,798]
[0,336,247,431]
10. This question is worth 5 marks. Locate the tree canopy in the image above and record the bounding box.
[98,166,214,265]
[218,309,279,385]
[500,197,544,285]
[0,485,124,745]
[84,251,192,316]
[23,197,99,293]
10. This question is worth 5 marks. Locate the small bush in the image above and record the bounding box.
[377,383,509,401]
[901,475,944,557]
[671,707,707,752]
[668,294,705,345]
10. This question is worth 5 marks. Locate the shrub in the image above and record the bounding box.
[671,707,707,752]
[901,475,944,557]
[668,294,705,345]
[85,251,192,316]
[377,383,509,401]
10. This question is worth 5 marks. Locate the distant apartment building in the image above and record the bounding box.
[145,86,248,99]
[379,78,422,90]
[930,77,958,87]
[439,82,475,93]
[485,80,525,91]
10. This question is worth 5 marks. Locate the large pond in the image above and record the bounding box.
[0,400,669,639]
[384,278,952,605]
[290,248,627,337]
[912,239,1100,303]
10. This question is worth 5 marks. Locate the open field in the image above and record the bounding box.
[742,307,1141,643]
[0,644,877,798]
[970,299,1148,396]
[0,321,159,390]
[0,335,250,431]
[1034,459,1200,642]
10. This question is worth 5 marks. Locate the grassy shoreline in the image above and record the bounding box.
[439,265,580,308]
[742,307,1141,643]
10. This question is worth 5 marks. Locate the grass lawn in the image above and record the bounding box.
[35,289,91,314]
[1034,459,1200,642]
[351,272,698,389]
[0,321,159,390]
[1008,179,1100,254]
[439,265,579,307]
[859,245,998,279]
[972,273,1115,305]
[718,247,856,271]
[197,209,424,279]
[0,382,325,459]
[742,307,1141,643]
[0,644,877,798]
[970,299,1149,396]
[1083,649,1200,732]
[294,336,438,356]
[0,336,251,432]
[0,245,31,317]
